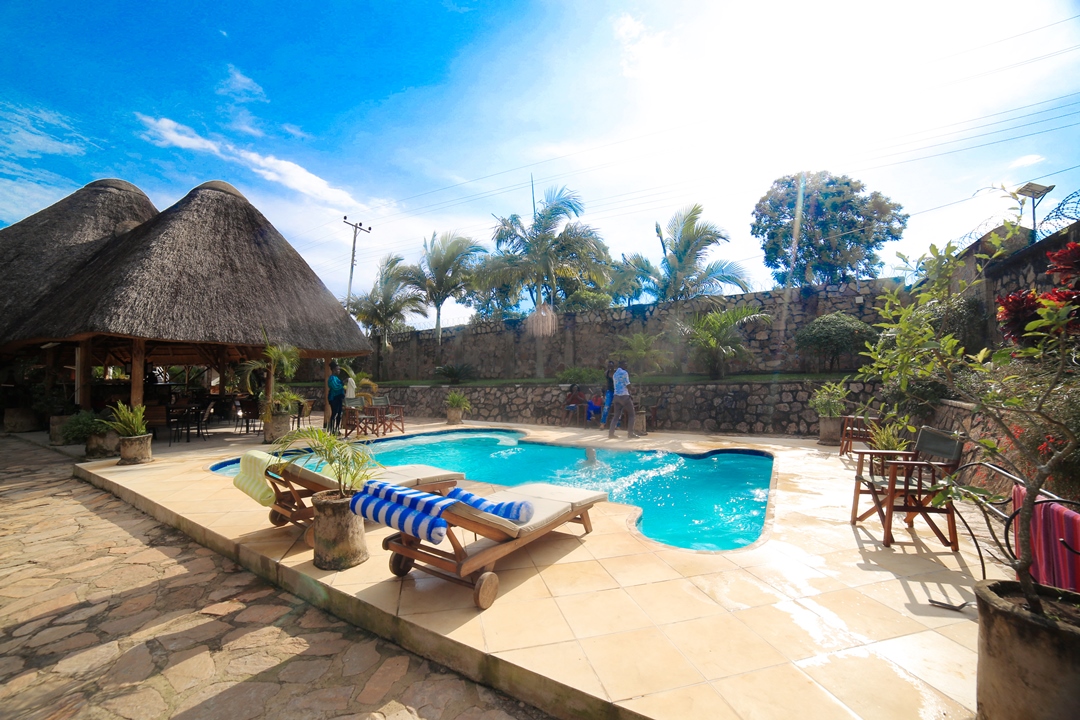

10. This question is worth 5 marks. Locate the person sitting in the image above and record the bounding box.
[586,392,605,427]
[563,384,587,426]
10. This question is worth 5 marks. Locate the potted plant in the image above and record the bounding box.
[275,428,375,570]
[861,219,1080,718]
[62,410,118,457]
[445,390,471,425]
[102,402,152,465]
[240,337,302,444]
[808,379,848,445]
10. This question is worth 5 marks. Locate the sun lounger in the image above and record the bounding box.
[360,481,607,608]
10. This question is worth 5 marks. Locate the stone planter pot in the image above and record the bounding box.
[817,416,842,446]
[117,434,153,465]
[3,407,38,433]
[263,412,292,444]
[311,490,368,571]
[446,407,463,425]
[975,579,1080,720]
[49,415,72,445]
[86,430,120,458]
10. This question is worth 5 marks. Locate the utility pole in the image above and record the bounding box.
[342,216,373,309]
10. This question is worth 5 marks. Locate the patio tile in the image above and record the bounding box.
[934,620,979,653]
[400,607,485,650]
[661,613,787,680]
[624,579,723,624]
[329,556,399,586]
[597,553,681,586]
[524,535,595,566]
[690,568,788,611]
[579,627,704,701]
[495,640,608,699]
[745,558,850,599]
[491,567,551,604]
[555,588,654,639]
[586,513,633,535]
[480,597,574,653]
[619,683,741,720]
[538,561,619,597]
[580,532,651,559]
[734,600,861,661]
[713,663,859,720]
[398,576,476,615]
[726,543,796,569]
[798,648,973,719]
[869,631,978,710]
[333,581,400,615]
[798,588,927,644]
[853,570,978,629]
[653,549,737,576]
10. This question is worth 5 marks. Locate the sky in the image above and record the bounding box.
[3,0,1080,328]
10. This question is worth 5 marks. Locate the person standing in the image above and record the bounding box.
[600,360,615,426]
[344,370,357,399]
[607,359,644,439]
[327,361,345,433]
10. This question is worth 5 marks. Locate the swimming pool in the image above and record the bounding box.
[214,430,773,551]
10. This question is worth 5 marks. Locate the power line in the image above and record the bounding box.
[944,43,1080,86]
[935,13,1080,60]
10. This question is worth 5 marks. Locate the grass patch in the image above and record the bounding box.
[375,372,850,387]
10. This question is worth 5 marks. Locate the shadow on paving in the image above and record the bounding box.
[0,436,552,720]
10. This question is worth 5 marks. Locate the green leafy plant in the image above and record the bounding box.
[239,334,302,419]
[808,379,849,418]
[614,332,673,375]
[683,307,772,379]
[445,390,472,412]
[867,416,912,452]
[274,428,376,496]
[555,366,605,385]
[434,363,476,385]
[101,402,148,437]
[61,410,111,444]
[795,312,878,371]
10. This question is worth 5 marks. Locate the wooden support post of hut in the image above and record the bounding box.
[130,338,145,407]
[76,338,93,410]
[324,356,332,429]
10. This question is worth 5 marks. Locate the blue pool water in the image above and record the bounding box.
[215,430,773,551]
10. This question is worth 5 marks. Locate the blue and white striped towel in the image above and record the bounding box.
[447,487,534,523]
[350,492,448,544]
[362,479,458,516]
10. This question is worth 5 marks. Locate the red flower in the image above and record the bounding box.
[997,290,1041,344]
[1038,434,1065,457]
[1047,242,1080,289]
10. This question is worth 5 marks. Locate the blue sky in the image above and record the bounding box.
[3,1,1080,326]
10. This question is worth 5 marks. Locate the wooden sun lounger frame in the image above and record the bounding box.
[381,499,596,608]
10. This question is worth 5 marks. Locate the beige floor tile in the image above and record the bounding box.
[480,597,574,653]
[745,558,850,599]
[240,538,304,563]
[799,588,927,644]
[580,532,651,559]
[598,553,681,586]
[539,561,619,597]
[661,614,786,680]
[854,570,978,629]
[398,575,477,615]
[587,513,634,535]
[580,627,704,701]
[493,546,535,570]
[934,620,978,652]
[495,640,608,699]
[330,555,399,586]
[555,588,654,639]
[524,534,595,566]
[812,548,917,588]
[798,648,972,720]
[402,607,486,650]
[619,683,741,720]
[870,631,977,710]
[726,543,796,568]
[866,547,958,578]
[625,579,723,624]
[714,662,858,720]
[691,568,788,611]
[493,567,551,604]
[734,600,861,661]
[654,549,738,576]
[334,580,401,615]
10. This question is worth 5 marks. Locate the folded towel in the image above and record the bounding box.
[362,479,457,516]
[350,492,447,544]
[447,487,534,523]
[233,451,276,507]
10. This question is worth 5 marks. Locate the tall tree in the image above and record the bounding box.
[625,203,749,303]
[348,254,427,379]
[400,231,485,355]
[751,171,908,287]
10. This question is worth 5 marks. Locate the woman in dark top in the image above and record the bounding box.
[601,360,615,426]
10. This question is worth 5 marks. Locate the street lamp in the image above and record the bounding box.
[1016,182,1055,244]
[342,216,373,309]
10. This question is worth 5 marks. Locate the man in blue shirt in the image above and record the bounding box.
[327,361,345,433]
[607,359,645,439]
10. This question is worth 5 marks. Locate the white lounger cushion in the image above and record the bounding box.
[512,483,608,511]
[373,464,465,486]
[450,483,608,538]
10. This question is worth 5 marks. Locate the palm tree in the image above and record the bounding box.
[609,255,645,308]
[348,254,428,380]
[626,204,749,303]
[683,306,772,379]
[400,231,485,359]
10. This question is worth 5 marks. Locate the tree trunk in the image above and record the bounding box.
[435,305,443,366]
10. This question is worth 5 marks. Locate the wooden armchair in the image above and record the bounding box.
[839,415,879,456]
[851,426,964,551]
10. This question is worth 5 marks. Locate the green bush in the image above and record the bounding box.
[808,379,849,417]
[795,312,877,371]
[101,402,148,437]
[555,366,605,385]
[562,289,613,312]
[434,363,475,384]
[445,390,472,412]
[61,411,110,444]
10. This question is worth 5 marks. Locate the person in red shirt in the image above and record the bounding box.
[562,384,587,426]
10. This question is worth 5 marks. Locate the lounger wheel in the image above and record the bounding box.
[473,572,499,609]
[389,553,415,577]
[268,509,288,526]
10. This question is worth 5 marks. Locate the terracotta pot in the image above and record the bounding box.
[117,434,153,465]
[817,416,842,446]
[975,579,1080,720]
[86,430,120,458]
[3,407,38,433]
[263,412,292,444]
[312,490,368,571]
[446,407,463,425]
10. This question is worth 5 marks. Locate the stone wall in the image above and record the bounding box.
[376,278,903,381]
[385,379,881,436]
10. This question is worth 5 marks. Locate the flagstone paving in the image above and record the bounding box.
[0,436,551,720]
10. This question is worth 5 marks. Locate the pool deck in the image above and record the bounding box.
[74,419,996,720]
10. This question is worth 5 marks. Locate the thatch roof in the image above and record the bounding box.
[0,179,159,344]
[2,180,371,357]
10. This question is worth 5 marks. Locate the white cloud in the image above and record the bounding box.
[216,65,268,103]
[137,114,223,155]
[230,108,264,137]
[0,103,86,158]
[219,30,228,38]
[282,123,312,140]
[1010,154,1045,168]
